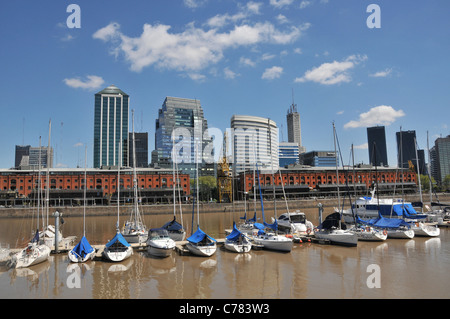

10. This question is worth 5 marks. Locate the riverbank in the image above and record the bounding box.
[1,193,449,218]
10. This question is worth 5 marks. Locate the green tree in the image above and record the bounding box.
[191,176,218,202]
[443,175,450,192]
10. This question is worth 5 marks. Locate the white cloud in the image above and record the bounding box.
[299,1,312,9]
[270,0,294,8]
[343,105,406,129]
[93,22,307,74]
[73,142,84,148]
[224,67,240,79]
[262,66,283,80]
[293,47,302,54]
[276,14,289,24]
[370,68,392,78]
[240,57,256,67]
[354,143,368,150]
[295,54,367,85]
[183,0,208,9]
[63,75,105,90]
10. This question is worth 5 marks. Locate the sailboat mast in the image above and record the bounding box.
[117,141,121,231]
[268,119,276,218]
[46,119,51,228]
[37,136,42,231]
[83,146,87,237]
[172,140,176,218]
[333,122,341,229]
[131,110,139,224]
[196,141,200,228]
[414,137,423,212]
[427,131,433,204]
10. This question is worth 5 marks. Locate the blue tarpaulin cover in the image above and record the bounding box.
[264,219,278,231]
[253,223,265,230]
[161,217,184,231]
[31,229,39,243]
[105,232,131,248]
[379,203,426,219]
[71,236,94,258]
[360,215,411,229]
[187,227,216,244]
[226,222,244,241]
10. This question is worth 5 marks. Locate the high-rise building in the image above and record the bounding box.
[154,97,214,177]
[299,151,338,167]
[93,85,129,168]
[286,99,306,155]
[15,145,53,169]
[396,130,425,173]
[129,132,148,168]
[231,115,279,174]
[279,142,299,167]
[433,135,450,183]
[367,126,388,166]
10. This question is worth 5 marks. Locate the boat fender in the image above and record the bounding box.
[383,230,387,236]
[307,228,311,235]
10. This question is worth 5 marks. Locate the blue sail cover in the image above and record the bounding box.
[226,222,244,241]
[253,223,265,230]
[105,232,131,248]
[31,229,39,243]
[161,217,184,231]
[264,219,278,231]
[378,203,426,219]
[187,227,216,244]
[71,236,94,258]
[362,215,411,229]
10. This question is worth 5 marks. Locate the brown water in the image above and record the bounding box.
[0,207,449,299]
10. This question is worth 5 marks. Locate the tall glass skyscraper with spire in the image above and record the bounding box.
[93,85,129,168]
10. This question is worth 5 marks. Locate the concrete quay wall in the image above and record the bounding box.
[1,193,448,218]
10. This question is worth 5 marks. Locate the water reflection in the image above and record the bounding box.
[0,210,449,299]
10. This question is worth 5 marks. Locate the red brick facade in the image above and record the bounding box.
[0,169,190,198]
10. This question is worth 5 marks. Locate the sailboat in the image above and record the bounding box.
[406,136,440,237]
[9,137,51,269]
[186,143,217,257]
[252,163,293,253]
[103,141,133,262]
[9,230,51,269]
[122,110,148,244]
[68,147,96,263]
[225,222,252,253]
[158,142,186,241]
[314,123,357,247]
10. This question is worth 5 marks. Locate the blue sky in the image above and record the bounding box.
[0,0,449,169]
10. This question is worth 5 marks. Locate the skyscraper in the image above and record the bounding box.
[396,129,425,173]
[129,132,148,168]
[286,98,306,155]
[434,135,450,183]
[15,145,53,169]
[231,115,279,174]
[93,85,129,168]
[367,126,388,166]
[154,97,214,177]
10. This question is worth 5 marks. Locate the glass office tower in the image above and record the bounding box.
[367,126,388,166]
[93,85,129,168]
[154,97,214,177]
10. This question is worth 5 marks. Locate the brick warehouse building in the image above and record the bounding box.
[0,167,190,206]
[238,165,418,199]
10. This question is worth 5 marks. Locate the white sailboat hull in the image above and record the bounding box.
[102,246,133,262]
[10,244,51,269]
[253,234,293,252]
[350,227,387,241]
[147,239,176,258]
[315,229,358,247]
[122,231,148,244]
[387,229,414,239]
[224,240,252,253]
[68,250,96,263]
[186,242,217,257]
[412,223,440,237]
